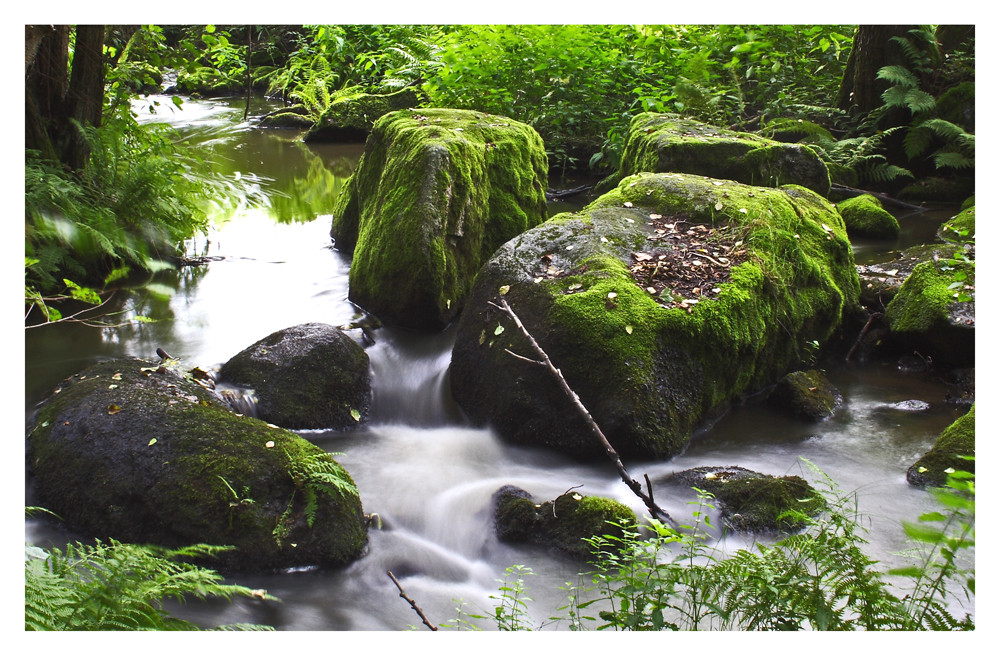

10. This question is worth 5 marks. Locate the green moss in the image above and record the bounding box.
[938,205,975,242]
[836,194,901,239]
[333,108,548,329]
[908,405,975,487]
[306,87,426,141]
[617,114,830,196]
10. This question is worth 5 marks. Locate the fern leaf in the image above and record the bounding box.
[933,151,975,170]
[877,65,918,88]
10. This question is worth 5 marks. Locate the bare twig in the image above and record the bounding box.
[845,311,883,362]
[386,571,438,631]
[489,297,678,529]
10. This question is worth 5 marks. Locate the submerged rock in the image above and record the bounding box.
[332,107,549,329]
[606,113,831,196]
[768,369,842,421]
[836,194,900,239]
[26,358,368,572]
[492,486,636,558]
[907,405,975,487]
[451,172,860,460]
[219,323,372,430]
[305,87,427,142]
[663,466,822,533]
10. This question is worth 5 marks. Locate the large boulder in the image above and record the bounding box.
[26,358,368,572]
[305,87,427,142]
[450,172,860,460]
[492,486,636,558]
[218,323,372,430]
[332,107,549,329]
[606,113,831,197]
[907,405,975,487]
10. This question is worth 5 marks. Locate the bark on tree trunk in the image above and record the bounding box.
[836,25,915,114]
[63,25,106,171]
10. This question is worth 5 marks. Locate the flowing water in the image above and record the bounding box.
[23,95,972,631]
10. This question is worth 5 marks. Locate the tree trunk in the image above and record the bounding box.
[25,25,69,162]
[63,25,107,171]
[836,25,915,114]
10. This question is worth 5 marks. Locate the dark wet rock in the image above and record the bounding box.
[451,171,860,460]
[768,369,842,421]
[604,113,831,197]
[856,243,970,312]
[907,405,975,487]
[332,108,548,329]
[219,323,371,430]
[836,194,900,239]
[662,466,822,533]
[305,87,427,143]
[26,358,368,572]
[492,487,636,558]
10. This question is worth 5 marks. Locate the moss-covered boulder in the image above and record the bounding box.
[611,113,831,197]
[837,194,900,239]
[907,405,975,487]
[663,466,822,533]
[768,369,842,421]
[492,486,636,557]
[218,323,371,430]
[258,104,314,129]
[305,87,427,142]
[26,358,368,572]
[884,255,975,366]
[450,172,860,460]
[332,108,549,329]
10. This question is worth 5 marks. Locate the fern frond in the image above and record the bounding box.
[877,65,919,88]
[933,151,975,170]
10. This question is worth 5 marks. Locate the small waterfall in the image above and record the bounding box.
[215,383,260,418]
[366,325,466,427]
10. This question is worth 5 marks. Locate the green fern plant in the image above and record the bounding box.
[25,532,275,631]
[274,449,359,545]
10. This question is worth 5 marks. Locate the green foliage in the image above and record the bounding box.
[274,449,359,544]
[25,535,275,630]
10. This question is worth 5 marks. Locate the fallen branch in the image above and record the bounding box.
[386,570,438,631]
[845,311,883,362]
[830,183,927,212]
[489,297,678,529]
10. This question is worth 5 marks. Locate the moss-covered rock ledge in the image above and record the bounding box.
[332,108,549,329]
[26,358,368,572]
[605,113,831,197]
[450,172,860,460]
[907,405,975,488]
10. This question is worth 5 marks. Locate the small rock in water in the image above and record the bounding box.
[884,400,931,412]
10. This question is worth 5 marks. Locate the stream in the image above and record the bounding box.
[23,94,972,631]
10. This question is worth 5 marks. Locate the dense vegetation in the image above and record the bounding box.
[25,24,974,631]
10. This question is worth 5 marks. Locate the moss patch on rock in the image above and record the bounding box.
[884,256,975,366]
[907,405,975,487]
[664,466,822,533]
[492,486,636,558]
[768,369,841,421]
[836,194,900,239]
[938,205,975,243]
[332,107,548,329]
[612,113,831,196]
[218,323,371,430]
[305,87,426,142]
[451,172,860,460]
[27,358,368,572]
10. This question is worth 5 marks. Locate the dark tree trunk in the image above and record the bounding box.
[836,25,915,114]
[25,24,106,171]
